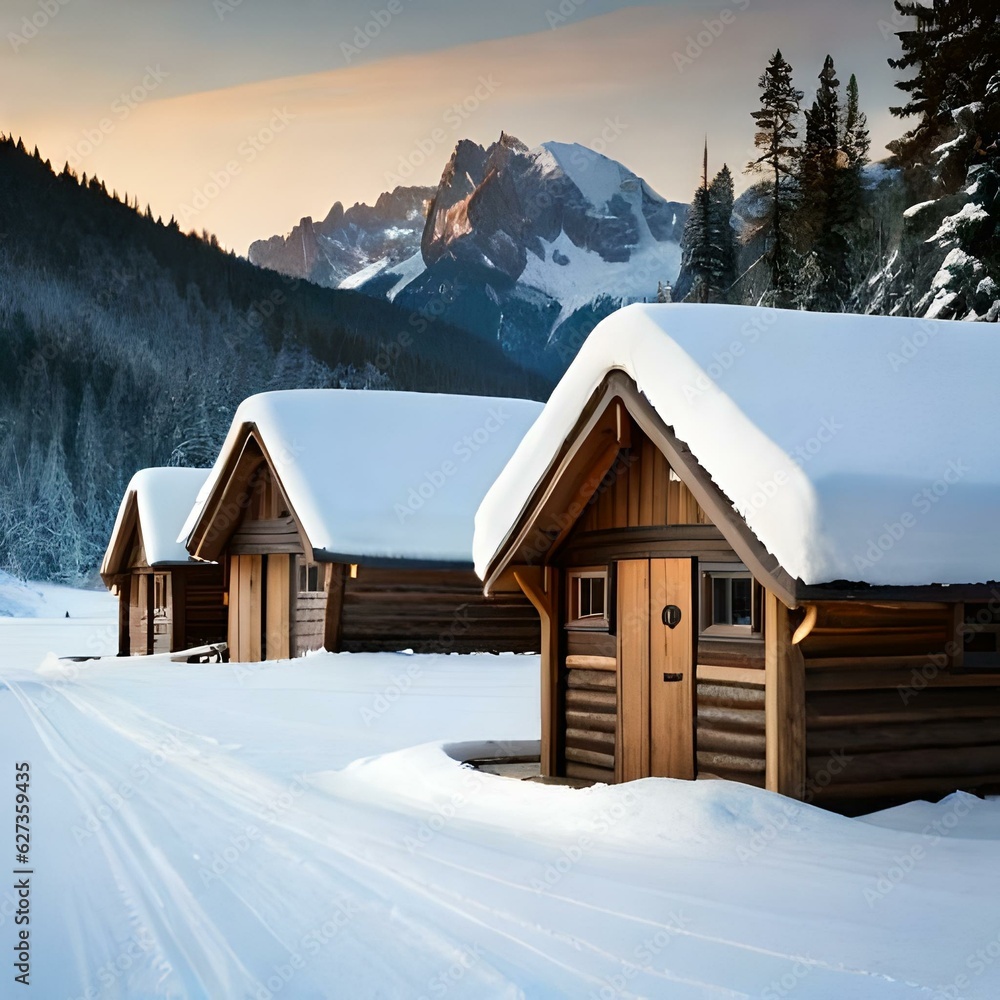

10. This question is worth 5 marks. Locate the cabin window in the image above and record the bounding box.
[700,566,762,637]
[960,603,1000,668]
[298,560,323,594]
[152,573,168,618]
[566,568,610,629]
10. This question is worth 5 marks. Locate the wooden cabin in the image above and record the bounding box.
[475,303,1000,813]
[181,389,544,661]
[101,468,227,657]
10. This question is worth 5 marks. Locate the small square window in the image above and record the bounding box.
[701,566,761,636]
[298,561,322,594]
[567,569,610,629]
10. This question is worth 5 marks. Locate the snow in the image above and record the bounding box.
[336,255,390,290]
[0,570,116,619]
[475,303,1000,588]
[2,617,1000,998]
[520,227,681,328]
[903,199,937,219]
[534,140,631,210]
[103,467,212,574]
[182,390,544,565]
[929,201,991,244]
[384,248,427,300]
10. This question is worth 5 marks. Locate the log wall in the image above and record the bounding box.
[296,592,327,657]
[338,567,539,654]
[799,602,1000,810]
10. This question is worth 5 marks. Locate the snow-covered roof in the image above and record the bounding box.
[475,303,1000,589]
[102,467,212,578]
[183,390,544,566]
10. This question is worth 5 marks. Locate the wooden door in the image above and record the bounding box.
[228,554,263,662]
[616,558,695,782]
[264,554,293,660]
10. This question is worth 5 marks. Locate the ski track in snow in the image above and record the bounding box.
[1,643,999,999]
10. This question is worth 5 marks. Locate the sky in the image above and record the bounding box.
[1,0,912,254]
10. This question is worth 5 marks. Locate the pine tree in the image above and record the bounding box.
[797,56,851,310]
[677,146,737,303]
[883,0,999,319]
[842,74,871,169]
[707,164,737,301]
[747,50,803,307]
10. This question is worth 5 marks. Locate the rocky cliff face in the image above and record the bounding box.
[250,134,686,376]
[248,185,434,287]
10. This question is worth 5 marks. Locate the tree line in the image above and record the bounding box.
[675,0,998,320]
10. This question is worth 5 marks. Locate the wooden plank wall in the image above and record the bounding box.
[296,592,328,656]
[577,427,710,532]
[177,565,227,650]
[563,630,617,782]
[800,602,1000,809]
[339,567,540,654]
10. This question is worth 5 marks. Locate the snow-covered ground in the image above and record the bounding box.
[0,570,116,619]
[1,618,999,999]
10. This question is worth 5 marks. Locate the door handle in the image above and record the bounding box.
[663,672,684,682]
[662,605,682,629]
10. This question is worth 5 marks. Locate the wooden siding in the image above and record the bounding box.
[800,602,1000,809]
[574,426,710,534]
[296,591,328,657]
[176,565,227,651]
[338,567,539,654]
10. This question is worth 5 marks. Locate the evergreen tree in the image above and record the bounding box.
[677,147,737,303]
[842,74,871,169]
[747,50,803,307]
[797,56,850,310]
[881,0,999,319]
[707,164,737,301]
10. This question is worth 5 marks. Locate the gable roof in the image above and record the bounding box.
[181,389,544,567]
[474,303,1000,592]
[101,467,212,582]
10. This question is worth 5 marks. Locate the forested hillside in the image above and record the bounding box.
[0,137,550,583]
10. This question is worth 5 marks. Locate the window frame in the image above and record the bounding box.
[956,602,1000,670]
[297,559,325,596]
[699,563,762,638]
[565,566,612,631]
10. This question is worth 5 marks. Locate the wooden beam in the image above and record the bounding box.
[514,566,559,777]
[565,654,616,671]
[324,562,347,653]
[765,590,806,798]
[696,664,766,686]
[171,571,187,653]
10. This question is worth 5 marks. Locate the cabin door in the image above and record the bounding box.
[616,558,696,782]
[228,554,293,663]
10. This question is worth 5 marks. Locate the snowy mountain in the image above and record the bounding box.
[248,185,434,287]
[251,134,687,376]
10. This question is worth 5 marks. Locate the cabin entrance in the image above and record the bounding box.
[228,554,293,662]
[616,558,696,782]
